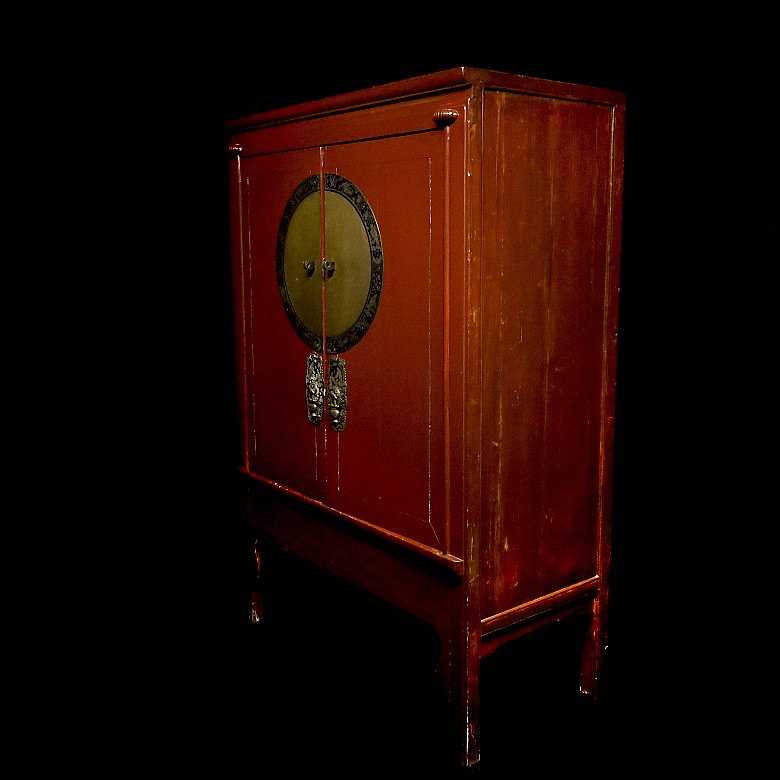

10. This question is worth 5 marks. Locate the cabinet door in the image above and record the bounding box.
[321,132,447,551]
[243,148,326,502]
[241,120,453,553]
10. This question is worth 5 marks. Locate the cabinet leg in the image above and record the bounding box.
[579,596,606,698]
[433,620,481,770]
[249,538,265,624]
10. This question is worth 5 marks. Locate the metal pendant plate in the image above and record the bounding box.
[305,352,324,425]
[327,357,347,432]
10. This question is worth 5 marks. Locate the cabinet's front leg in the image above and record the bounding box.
[249,538,265,624]
[579,594,606,698]
[432,611,482,770]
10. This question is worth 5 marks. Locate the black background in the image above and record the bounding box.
[37,28,773,776]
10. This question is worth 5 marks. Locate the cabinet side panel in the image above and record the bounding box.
[481,91,620,616]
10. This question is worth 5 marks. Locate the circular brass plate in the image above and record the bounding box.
[277,174,383,353]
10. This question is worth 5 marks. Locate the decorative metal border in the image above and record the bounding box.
[276,173,383,354]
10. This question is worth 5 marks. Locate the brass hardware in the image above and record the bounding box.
[305,353,325,425]
[278,177,323,343]
[277,174,383,354]
[327,357,347,432]
[278,174,382,429]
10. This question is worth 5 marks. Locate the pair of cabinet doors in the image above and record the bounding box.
[233,96,464,555]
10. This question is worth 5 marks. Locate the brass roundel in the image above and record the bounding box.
[277,173,383,353]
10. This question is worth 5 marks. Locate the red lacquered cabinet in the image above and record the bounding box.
[225,67,625,769]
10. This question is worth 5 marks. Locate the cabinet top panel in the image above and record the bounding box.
[224,66,625,133]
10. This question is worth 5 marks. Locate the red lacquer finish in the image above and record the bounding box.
[226,67,625,770]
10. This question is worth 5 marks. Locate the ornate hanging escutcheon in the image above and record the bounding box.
[326,357,347,432]
[305,353,324,426]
